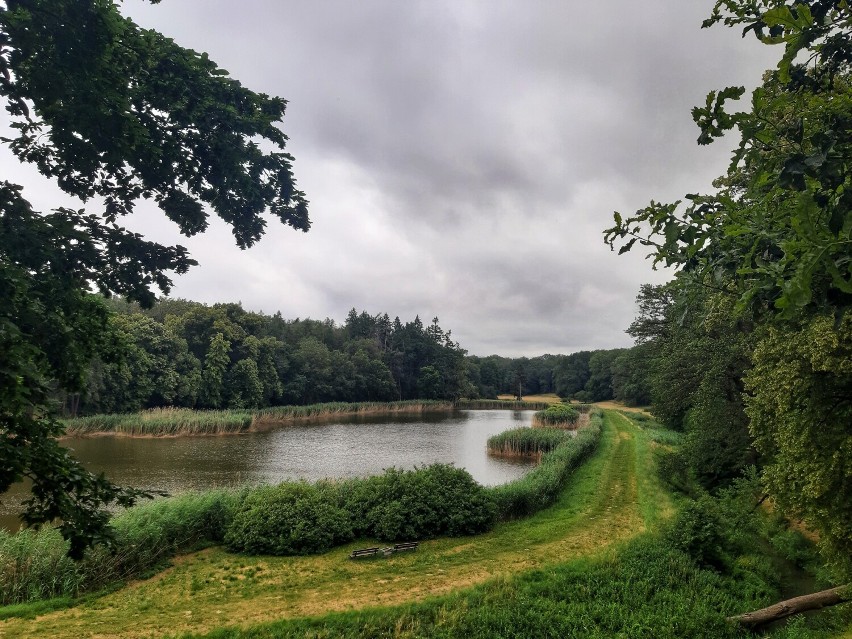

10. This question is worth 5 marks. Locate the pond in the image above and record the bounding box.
[1,409,535,532]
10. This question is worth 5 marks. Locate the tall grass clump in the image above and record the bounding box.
[0,528,82,605]
[531,403,580,428]
[490,410,602,519]
[487,427,572,458]
[0,489,243,606]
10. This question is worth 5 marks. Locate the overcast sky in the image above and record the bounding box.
[3,1,780,357]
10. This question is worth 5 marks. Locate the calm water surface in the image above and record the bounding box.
[1,409,534,531]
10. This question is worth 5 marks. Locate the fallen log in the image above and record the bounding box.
[727,584,850,629]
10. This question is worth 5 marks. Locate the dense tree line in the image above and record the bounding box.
[606,1,852,580]
[467,348,650,406]
[62,301,471,415]
[59,296,657,415]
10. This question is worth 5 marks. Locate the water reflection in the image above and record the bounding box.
[1,410,535,531]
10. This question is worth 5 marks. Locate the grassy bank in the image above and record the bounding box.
[62,400,549,437]
[0,410,641,638]
[1,412,602,608]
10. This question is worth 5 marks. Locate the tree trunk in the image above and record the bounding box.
[727,585,850,629]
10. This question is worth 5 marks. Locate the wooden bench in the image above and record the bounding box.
[393,542,418,553]
[348,542,419,559]
[349,547,380,559]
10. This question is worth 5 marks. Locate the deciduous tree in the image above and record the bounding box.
[0,0,309,553]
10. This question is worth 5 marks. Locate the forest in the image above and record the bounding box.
[61,297,646,417]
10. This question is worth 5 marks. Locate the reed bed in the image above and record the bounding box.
[63,400,557,437]
[252,400,453,425]
[63,408,254,436]
[532,403,580,428]
[455,399,551,410]
[63,401,457,436]
[486,427,572,458]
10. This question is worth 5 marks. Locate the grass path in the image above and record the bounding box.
[5,411,667,639]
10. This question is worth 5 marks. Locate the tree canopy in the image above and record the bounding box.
[0,0,309,555]
[606,0,852,578]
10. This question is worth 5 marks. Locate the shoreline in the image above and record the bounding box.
[61,400,550,439]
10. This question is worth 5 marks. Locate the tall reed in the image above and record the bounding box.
[63,408,253,436]
[63,401,456,436]
[0,489,243,606]
[486,427,572,458]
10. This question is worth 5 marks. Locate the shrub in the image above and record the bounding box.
[225,482,352,555]
[665,495,727,569]
[339,464,495,542]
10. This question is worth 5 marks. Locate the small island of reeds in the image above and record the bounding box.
[531,403,580,428]
[486,427,573,459]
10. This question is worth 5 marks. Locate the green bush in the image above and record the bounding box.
[225,482,352,555]
[339,464,495,542]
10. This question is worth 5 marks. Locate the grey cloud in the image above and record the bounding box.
[5,1,781,356]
